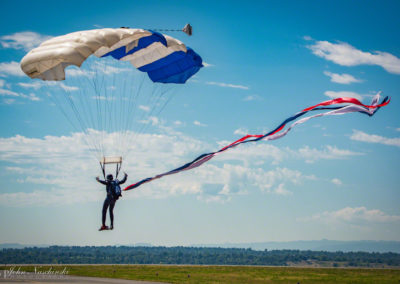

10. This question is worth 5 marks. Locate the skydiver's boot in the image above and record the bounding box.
[99,225,109,231]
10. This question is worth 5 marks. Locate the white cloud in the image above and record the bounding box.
[303,35,313,41]
[58,82,79,92]
[0,81,40,102]
[215,142,287,166]
[0,31,51,51]
[324,90,363,101]
[0,88,19,97]
[323,71,362,84]
[18,81,43,90]
[304,207,400,224]
[0,129,319,206]
[139,116,160,126]
[65,68,94,78]
[350,130,400,148]
[295,145,363,163]
[308,40,400,74]
[139,105,150,112]
[3,98,15,104]
[273,183,292,196]
[19,81,79,93]
[92,61,131,75]
[243,94,262,101]
[193,120,207,127]
[331,178,342,186]
[0,61,25,77]
[206,81,249,90]
[233,128,248,136]
[92,96,115,101]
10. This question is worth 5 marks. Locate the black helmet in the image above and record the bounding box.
[106,174,113,181]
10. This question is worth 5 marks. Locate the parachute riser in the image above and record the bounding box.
[99,156,122,180]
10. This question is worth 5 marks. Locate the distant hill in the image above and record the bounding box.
[1,245,399,267]
[2,240,400,253]
[0,243,47,249]
[194,240,400,253]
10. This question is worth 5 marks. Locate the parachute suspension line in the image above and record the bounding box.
[47,86,95,158]
[120,73,146,158]
[93,62,107,158]
[74,71,103,159]
[154,85,175,117]
[118,65,134,158]
[49,82,102,160]
[120,77,140,158]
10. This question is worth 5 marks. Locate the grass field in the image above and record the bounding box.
[2,265,400,283]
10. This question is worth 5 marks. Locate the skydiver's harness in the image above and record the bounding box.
[99,156,123,200]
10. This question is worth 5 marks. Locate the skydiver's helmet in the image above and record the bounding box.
[107,174,113,181]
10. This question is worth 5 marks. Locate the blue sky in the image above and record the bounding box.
[0,0,399,246]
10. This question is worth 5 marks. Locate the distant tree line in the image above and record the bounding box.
[1,246,399,267]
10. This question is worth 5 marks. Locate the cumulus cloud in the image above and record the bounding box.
[0,80,40,102]
[273,183,292,196]
[331,178,342,186]
[206,81,249,90]
[18,81,78,93]
[202,62,213,67]
[308,40,400,74]
[139,105,150,112]
[350,130,400,148]
[324,91,364,101]
[0,61,25,77]
[0,129,320,206]
[215,143,287,166]
[18,82,43,90]
[92,61,131,75]
[193,120,207,127]
[243,94,262,101]
[233,128,248,136]
[295,145,363,163]
[323,71,362,84]
[139,116,160,126]
[0,31,51,51]
[65,68,94,78]
[303,207,400,224]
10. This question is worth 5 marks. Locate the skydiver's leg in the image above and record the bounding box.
[109,199,116,229]
[102,197,110,226]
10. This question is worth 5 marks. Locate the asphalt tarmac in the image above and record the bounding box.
[0,270,166,284]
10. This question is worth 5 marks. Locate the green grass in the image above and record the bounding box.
[2,265,400,283]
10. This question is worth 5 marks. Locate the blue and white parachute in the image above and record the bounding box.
[20,28,203,175]
[20,28,202,83]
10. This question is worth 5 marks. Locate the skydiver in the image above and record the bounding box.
[96,172,127,231]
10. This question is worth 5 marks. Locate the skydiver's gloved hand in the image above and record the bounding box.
[124,172,128,178]
[96,176,100,181]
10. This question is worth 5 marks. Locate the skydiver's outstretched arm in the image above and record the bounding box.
[96,176,107,185]
[119,173,128,184]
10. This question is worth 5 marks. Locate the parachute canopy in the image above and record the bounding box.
[20,28,203,83]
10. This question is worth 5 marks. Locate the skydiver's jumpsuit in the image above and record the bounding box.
[97,174,127,228]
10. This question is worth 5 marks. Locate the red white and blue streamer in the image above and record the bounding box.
[124,93,390,191]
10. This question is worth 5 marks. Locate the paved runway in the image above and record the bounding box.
[0,270,166,284]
